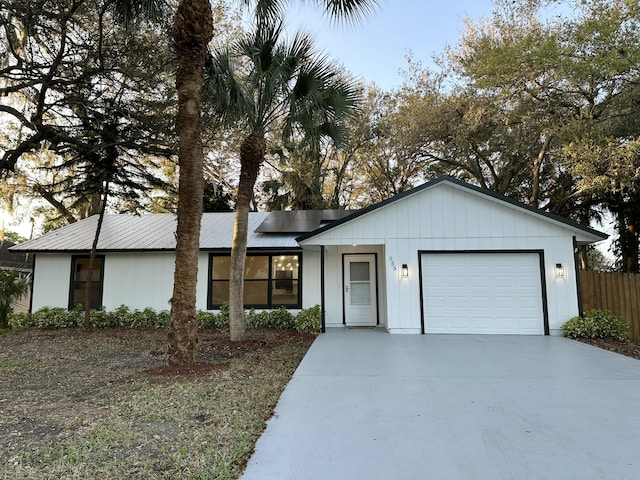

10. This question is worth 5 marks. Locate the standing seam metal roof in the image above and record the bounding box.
[10,212,301,252]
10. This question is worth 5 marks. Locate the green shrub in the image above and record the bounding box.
[216,302,230,327]
[247,307,295,330]
[8,311,32,329]
[561,309,630,341]
[90,308,118,328]
[198,305,230,329]
[131,307,168,328]
[157,310,171,328]
[8,303,231,330]
[113,304,134,326]
[31,306,82,328]
[10,305,168,330]
[295,305,321,334]
[0,269,30,329]
[197,310,217,329]
[269,307,295,329]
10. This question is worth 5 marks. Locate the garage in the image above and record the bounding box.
[420,252,546,335]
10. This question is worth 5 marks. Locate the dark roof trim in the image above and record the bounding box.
[296,175,608,242]
[8,248,178,254]
[15,246,305,254]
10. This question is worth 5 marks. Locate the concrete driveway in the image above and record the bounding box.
[241,328,640,480]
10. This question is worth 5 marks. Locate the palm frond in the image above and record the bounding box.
[204,49,251,126]
[204,13,362,148]
[241,0,378,26]
[320,0,378,24]
[110,0,168,29]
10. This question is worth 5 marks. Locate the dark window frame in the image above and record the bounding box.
[207,251,302,309]
[68,255,105,310]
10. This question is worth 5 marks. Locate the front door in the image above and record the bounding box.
[343,254,377,326]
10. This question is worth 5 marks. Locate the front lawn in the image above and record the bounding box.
[0,328,314,479]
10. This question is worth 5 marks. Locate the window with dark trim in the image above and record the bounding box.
[69,256,104,309]
[209,253,301,309]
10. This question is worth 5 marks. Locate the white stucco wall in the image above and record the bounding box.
[31,251,314,314]
[301,183,600,335]
[103,252,175,310]
[31,254,72,310]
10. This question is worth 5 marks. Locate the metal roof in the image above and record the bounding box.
[10,212,303,252]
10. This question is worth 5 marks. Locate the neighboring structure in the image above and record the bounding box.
[0,239,32,312]
[11,176,607,335]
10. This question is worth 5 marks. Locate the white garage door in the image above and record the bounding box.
[421,253,544,335]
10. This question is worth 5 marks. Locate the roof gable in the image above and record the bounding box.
[297,176,607,244]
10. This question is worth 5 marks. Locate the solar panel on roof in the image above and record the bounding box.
[255,210,354,233]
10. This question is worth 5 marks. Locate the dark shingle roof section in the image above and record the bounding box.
[0,240,31,268]
[255,210,353,233]
[296,175,608,242]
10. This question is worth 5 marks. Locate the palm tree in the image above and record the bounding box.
[206,18,361,341]
[0,269,30,330]
[112,0,377,362]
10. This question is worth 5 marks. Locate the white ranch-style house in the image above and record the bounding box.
[12,176,607,335]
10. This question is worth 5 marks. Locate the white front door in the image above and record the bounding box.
[344,254,377,326]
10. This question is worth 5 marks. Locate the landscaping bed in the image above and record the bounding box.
[578,337,640,360]
[0,327,315,479]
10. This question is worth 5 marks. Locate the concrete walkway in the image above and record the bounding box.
[241,328,640,480]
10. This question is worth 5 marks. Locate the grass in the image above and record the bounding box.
[0,328,314,479]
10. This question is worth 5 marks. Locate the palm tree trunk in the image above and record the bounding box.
[229,133,266,341]
[167,0,213,365]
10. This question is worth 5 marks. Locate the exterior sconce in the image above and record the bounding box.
[401,264,409,277]
[555,263,565,278]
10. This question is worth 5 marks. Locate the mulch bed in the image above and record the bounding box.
[577,337,640,360]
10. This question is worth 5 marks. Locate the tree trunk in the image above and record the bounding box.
[624,218,639,274]
[578,245,588,270]
[167,0,213,365]
[529,135,552,207]
[84,184,109,328]
[229,133,266,342]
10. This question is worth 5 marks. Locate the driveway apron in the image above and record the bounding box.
[241,328,640,480]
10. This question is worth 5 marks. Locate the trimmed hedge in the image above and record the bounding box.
[9,305,170,330]
[561,309,630,341]
[294,305,322,334]
[9,303,323,334]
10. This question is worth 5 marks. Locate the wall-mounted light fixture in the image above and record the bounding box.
[555,263,565,278]
[401,264,409,277]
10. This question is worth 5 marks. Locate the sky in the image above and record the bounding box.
[280,0,497,90]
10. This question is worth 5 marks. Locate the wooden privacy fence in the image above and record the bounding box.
[580,270,640,341]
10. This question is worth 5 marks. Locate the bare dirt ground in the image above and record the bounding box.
[578,337,640,360]
[0,327,314,479]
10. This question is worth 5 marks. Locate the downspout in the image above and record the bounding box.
[28,253,35,314]
[320,245,326,333]
[573,236,584,317]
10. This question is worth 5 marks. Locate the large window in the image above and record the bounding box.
[209,253,301,308]
[69,256,104,309]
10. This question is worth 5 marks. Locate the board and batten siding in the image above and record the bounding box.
[301,248,321,310]
[301,183,583,334]
[318,244,387,328]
